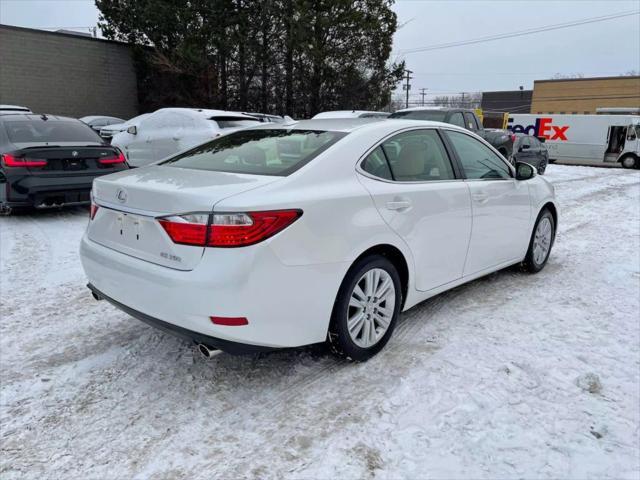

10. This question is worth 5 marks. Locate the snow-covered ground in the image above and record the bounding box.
[1,165,639,479]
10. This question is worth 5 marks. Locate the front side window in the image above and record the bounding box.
[161,129,346,176]
[370,129,455,182]
[463,112,479,131]
[445,130,511,180]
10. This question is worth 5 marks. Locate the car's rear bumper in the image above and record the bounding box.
[80,233,349,349]
[1,172,96,208]
[87,283,277,354]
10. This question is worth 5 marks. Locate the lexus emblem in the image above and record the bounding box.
[116,188,127,203]
[71,150,78,157]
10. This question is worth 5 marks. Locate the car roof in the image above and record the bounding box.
[0,104,31,111]
[153,108,258,120]
[80,115,124,122]
[249,118,470,134]
[394,106,474,113]
[312,110,388,119]
[0,113,78,122]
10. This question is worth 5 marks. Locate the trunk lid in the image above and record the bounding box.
[89,166,280,270]
[11,144,121,173]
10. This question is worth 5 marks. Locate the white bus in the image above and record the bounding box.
[507,114,640,169]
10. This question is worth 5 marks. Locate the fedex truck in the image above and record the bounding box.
[507,114,640,169]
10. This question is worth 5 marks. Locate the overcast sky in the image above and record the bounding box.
[1,0,639,103]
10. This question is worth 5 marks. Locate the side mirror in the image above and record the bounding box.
[537,136,546,143]
[516,161,535,181]
[127,125,137,135]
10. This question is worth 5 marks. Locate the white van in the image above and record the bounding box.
[507,114,640,169]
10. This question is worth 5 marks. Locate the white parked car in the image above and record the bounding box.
[98,113,151,142]
[0,105,32,115]
[111,108,260,167]
[81,119,558,361]
[312,110,390,119]
[79,115,125,133]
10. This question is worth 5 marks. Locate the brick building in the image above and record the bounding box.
[530,76,640,114]
[0,25,138,119]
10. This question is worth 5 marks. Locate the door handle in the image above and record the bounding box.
[472,192,489,204]
[386,200,411,211]
[172,136,181,141]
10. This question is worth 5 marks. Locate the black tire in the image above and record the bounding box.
[328,255,402,361]
[522,209,555,273]
[620,154,638,170]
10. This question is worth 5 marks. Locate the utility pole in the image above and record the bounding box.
[403,69,413,109]
[419,88,427,106]
[461,91,466,107]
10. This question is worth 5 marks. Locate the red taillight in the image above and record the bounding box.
[90,201,99,220]
[210,316,249,326]
[158,210,302,247]
[1,153,47,167]
[99,151,126,165]
[510,134,516,143]
[158,214,209,245]
[210,210,301,247]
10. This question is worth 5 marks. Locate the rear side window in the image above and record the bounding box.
[161,129,346,176]
[445,130,511,180]
[211,117,261,129]
[362,129,455,182]
[448,112,466,128]
[362,146,393,180]
[2,120,101,143]
[383,130,455,181]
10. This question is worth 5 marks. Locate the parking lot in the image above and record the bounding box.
[0,164,639,479]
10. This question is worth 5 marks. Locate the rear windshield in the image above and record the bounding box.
[162,129,346,176]
[3,119,102,143]
[210,117,261,129]
[389,110,447,122]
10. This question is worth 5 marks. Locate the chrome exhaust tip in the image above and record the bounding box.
[197,343,221,359]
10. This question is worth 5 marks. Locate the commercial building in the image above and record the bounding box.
[0,24,138,119]
[481,89,533,114]
[530,76,640,114]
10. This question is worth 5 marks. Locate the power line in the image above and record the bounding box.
[397,10,640,55]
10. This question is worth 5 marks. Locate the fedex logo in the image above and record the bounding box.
[508,117,569,141]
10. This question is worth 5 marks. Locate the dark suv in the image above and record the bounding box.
[0,113,129,214]
[389,108,514,159]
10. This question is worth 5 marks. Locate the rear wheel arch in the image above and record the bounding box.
[348,244,409,309]
[541,201,558,231]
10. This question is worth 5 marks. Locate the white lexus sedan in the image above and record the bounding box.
[81,119,558,361]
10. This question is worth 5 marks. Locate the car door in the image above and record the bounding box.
[357,128,473,291]
[529,136,548,166]
[463,112,480,133]
[443,129,532,276]
[514,136,532,163]
[123,115,158,167]
[148,112,184,160]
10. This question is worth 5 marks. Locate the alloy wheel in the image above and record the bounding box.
[346,268,396,348]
